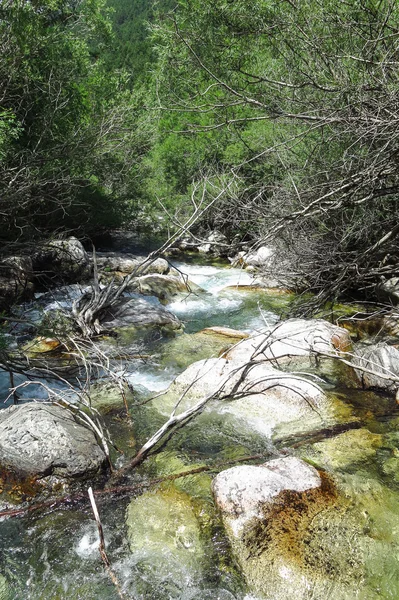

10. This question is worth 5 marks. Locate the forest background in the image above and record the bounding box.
[1,0,399,311]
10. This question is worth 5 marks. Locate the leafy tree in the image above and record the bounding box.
[0,0,140,244]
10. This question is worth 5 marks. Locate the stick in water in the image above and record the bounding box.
[87,487,131,600]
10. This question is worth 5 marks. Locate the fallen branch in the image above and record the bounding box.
[88,487,130,600]
[0,453,266,519]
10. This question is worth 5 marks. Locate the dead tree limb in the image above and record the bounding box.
[88,487,131,600]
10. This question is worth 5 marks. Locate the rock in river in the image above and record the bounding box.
[126,487,205,596]
[0,404,106,480]
[100,297,182,334]
[96,252,169,276]
[151,356,344,443]
[211,456,381,599]
[128,273,202,303]
[212,457,322,535]
[33,237,91,284]
[223,318,351,365]
[353,342,399,393]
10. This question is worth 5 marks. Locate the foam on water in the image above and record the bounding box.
[126,366,177,392]
[173,262,253,294]
[168,295,242,318]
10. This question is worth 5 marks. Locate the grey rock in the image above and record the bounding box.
[0,403,106,479]
[243,245,274,268]
[376,277,399,305]
[224,318,351,365]
[100,297,182,332]
[96,252,169,276]
[33,237,91,283]
[128,273,202,302]
[353,342,399,392]
[198,231,229,256]
[0,255,35,309]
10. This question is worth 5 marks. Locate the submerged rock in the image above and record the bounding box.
[100,297,182,334]
[353,343,399,392]
[0,404,106,481]
[126,487,205,595]
[307,428,383,470]
[89,379,133,414]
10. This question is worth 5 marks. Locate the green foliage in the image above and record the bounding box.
[0,0,144,242]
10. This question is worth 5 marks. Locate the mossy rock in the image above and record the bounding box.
[126,487,205,595]
[159,330,242,370]
[302,428,382,471]
[0,575,10,600]
[89,379,133,414]
[145,450,213,502]
[382,456,399,482]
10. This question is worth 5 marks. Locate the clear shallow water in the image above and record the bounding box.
[165,262,282,335]
[1,254,399,599]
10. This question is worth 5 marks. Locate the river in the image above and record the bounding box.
[0,240,398,600]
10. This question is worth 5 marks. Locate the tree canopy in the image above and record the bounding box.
[2,0,399,309]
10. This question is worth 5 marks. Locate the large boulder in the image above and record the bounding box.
[0,403,106,480]
[212,457,322,535]
[128,273,202,303]
[151,355,346,442]
[211,457,387,599]
[100,297,182,334]
[96,252,169,277]
[223,318,351,366]
[353,342,399,392]
[33,237,91,284]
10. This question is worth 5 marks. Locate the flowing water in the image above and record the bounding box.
[0,245,399,600]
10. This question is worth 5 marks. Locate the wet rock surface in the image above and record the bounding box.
[2,246,399,599]
[212,457,322,535]
[125,487,205,596]
[152,354,343,443]
[96,252,169,276]
[223,318,351,365]
[128,272,202,303]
